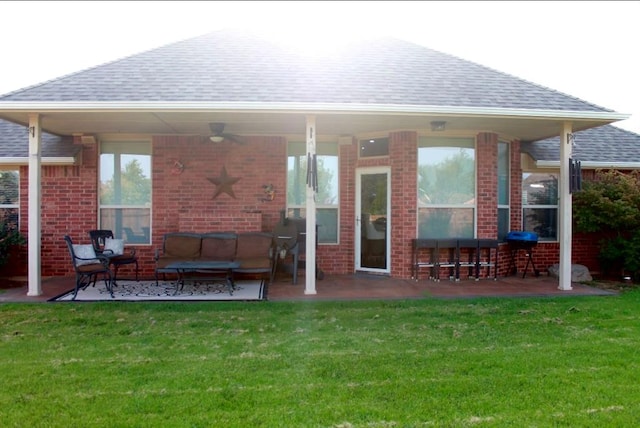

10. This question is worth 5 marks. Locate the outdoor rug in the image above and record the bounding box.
[49,279,266,302]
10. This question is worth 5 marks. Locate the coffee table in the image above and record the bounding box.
[165,261,241,295]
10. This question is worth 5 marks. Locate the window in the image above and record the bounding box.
[287,142,339,244]
[522,172,558,241]
[417,137,475,238]
[0,170,19,230]
[359,137,389,158]
[497,142,510,240]
[99,141,151,244]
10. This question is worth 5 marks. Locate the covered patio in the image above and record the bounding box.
[0,273,616,303]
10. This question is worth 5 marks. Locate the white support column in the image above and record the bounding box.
[27,114,42,296]
[558,122,573,290]
[305,115,317,295]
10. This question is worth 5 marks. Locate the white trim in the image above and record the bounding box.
[536,160,640,169]
[355,166,391,274]
[0,101,630,121]
[0,157,76,165]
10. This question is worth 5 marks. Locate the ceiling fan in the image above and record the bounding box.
[209,122,245,144]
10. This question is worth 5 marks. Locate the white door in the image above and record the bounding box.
[355,167,390,273]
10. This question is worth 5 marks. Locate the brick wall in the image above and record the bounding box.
[15,131,608,280]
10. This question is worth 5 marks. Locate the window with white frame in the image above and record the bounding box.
[417,137,476,239]
[358,137,389,158]
[497,142,510,240]
[287,142,339,244]
[99,141,152,244]
[522,172,558,241]
[0,170,19,230]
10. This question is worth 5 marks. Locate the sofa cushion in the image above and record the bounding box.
[164,235,201,259]
[236,233,273,259]
[201,235,236,261]
[236,257,271,270]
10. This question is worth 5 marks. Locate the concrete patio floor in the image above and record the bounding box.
[0,272,617,303]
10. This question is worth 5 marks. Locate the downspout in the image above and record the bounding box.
[558,122,573,290]
[27,114,42,296]
[305,115,317,295]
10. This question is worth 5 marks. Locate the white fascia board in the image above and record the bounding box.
[0,101,631,121]
[0,157,76,165]
[536,160,640,169]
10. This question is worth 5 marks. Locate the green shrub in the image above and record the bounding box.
[0,223,26,268]
[574,170,640,280]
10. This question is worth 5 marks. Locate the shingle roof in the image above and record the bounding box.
[0,120,79,158]
[0,30,613,113]
[522,125,640,164]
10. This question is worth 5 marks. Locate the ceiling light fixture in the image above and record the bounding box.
[430,121,446,131]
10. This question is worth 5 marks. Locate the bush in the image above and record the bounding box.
[574,170,640,280]
[0,223,26,268]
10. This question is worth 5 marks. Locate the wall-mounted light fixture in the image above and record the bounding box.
[80,135,97,144]
[430,121,446,132]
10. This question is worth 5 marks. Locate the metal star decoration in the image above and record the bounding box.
[207,166,241,199]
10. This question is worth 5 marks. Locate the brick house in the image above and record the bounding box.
[0,30,634,296]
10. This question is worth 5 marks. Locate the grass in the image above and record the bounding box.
[2,290,640,427]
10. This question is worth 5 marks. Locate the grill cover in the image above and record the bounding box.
[505,231,539,243]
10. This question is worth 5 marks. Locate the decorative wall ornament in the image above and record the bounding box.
[261,184,275,202]
[170,159,185,175]
[207,166,241,199]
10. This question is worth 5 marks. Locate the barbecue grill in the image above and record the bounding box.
[505,231,539,278]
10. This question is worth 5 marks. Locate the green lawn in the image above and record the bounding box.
[2,290,639,427]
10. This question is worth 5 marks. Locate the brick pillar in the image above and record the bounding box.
[476,132,498,238]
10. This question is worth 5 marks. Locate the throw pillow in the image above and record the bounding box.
[104,238,124,256]
[73,244,99,266]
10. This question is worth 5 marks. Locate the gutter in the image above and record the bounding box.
[0,156,76,166]
[536,160,640,169]
[0,101,630,121]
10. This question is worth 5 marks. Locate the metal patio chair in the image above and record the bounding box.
[64,235,113,300]
[89,229,139,285]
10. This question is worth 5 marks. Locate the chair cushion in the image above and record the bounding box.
[73,244,99,266]
[77,262,108,273]
[104,238,124,256]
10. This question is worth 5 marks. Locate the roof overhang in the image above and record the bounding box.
[0,101,629,142]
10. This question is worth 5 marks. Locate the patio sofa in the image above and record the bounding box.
[154,231,275,284]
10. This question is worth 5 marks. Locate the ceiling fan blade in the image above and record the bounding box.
[222,133,246,145]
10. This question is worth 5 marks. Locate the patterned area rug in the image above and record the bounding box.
[49,279,266,302]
